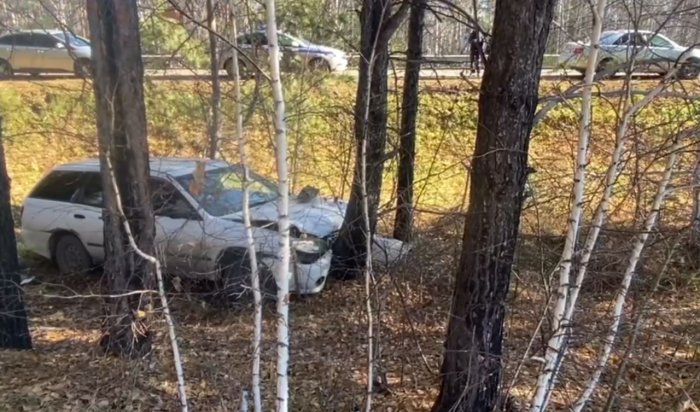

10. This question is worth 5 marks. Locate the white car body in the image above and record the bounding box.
[220,30,348,76]
[0,29,92,76]
[558,30,700,78]
[21,158,408,294]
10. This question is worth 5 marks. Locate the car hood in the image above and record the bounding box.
[299,43,345,57]
[223,192,411,266]
[226,195,348,238]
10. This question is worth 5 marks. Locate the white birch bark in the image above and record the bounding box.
[263,3,291,411]
[531,52,679,412]
[572,137,682,412]
[104,158,188,412]
[206,0,221,159]
[529,0,606,408]
[362,108,375,412]
[229,16,264,412]
[561,76,676,330]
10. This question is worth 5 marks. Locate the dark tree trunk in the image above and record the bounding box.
[87,0,156,358]
[431,0,556,411]
[0,118,32,350]
[206,0,221,159]
[393,0,425,242]
[331,0,408,277]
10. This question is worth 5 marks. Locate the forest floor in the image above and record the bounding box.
[1,76,699,411]
[1,230,698,412]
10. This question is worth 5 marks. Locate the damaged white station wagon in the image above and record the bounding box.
[20,158,408,295]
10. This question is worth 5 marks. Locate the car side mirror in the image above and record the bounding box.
[55,42,65,49]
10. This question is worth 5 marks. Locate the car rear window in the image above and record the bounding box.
[29,170,83,202]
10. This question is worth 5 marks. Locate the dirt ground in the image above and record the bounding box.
[1,230,698,412]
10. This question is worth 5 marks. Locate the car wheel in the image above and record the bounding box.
[224,58,250,79]
[0,59,13,79]
[595,58,615,80]
[217,251,275,303]
[54,233,92,275]
[679,59,700,80]
[308,58,331,72]
[74,59,93,78]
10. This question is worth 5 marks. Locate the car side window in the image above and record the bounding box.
[29,171,83,202]
[0,34,16,45]
[8,33,33,47]
[77,172,103,207]
[614,33,630,46]
[649,35,672,48]
[32,34,58,48]
[151,179,199,220]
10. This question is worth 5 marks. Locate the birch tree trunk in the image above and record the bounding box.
[530,0,607,408]
[691,151,700,243]
[0,117,32,350]
[263,1,291,410]
[87,0,156,357]
[431,1,556,410]
[231,14,264,411]
[530,69,678,408]
[207,0,221,159]
[102,158,189,412]
[572,137,683,412]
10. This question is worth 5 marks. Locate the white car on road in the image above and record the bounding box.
[559,30,700,79]
[21,158,407,296]
[0,29,92,77]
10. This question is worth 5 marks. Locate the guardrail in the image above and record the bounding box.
[142,54,186,69]
[140,53,561,71]
[347,53,560,69]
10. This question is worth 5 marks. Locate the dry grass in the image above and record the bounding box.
[1,76,699,411]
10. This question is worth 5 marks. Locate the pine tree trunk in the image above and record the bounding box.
[393,0,425,242]
[0,117,32,350]
[332,0,408,277]
[431,0,556,410]
[87,0,156,358]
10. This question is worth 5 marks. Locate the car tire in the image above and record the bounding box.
[74,59,93,78]
[308,58,331,72]
[0,59,13,79]
[224,57,250,79]
[217,251,276,304]
[54,233,92,275]
[595,58,615,80]
[679,59,700,80]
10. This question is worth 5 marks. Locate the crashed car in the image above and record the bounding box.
[20,158,408,295]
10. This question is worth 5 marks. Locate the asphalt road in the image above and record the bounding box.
[0,68,663,82]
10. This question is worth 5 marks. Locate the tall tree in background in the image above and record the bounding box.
[0,117,32,350]
[206,0,221,159]
[431,0,556,410]
[393,0,426,242]
[87,0,156,357]
[332,0,409,276]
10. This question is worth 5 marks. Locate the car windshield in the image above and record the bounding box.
[52,32,90,47]
[600,32,621,45]
[279,32,308,47]
[176,166,277,217]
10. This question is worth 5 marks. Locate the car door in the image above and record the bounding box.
[1,33,36,70]
[71,172,106,261]
[31,33,72,72]
[151,178,210,278]
[21,170,85,260]
[647,34,676,73]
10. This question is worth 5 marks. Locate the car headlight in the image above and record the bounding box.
[292,237,329,264]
